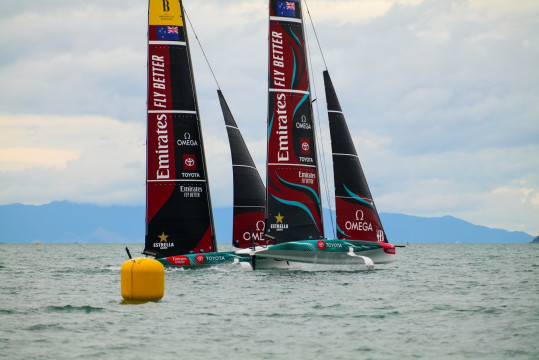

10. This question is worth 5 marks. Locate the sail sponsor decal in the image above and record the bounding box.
[149,0,183,26]
[153,232,175,250]
[232,212,268,247]
[270,212,289,231]
[177,132,198,146]
[335,197,385,242]
[183,154,196,170]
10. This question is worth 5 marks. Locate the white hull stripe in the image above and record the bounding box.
[269,88,309,95]
[148,110,197,114]
[149,40,187,46]
[270,16,302,24]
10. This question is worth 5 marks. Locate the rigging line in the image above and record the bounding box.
[303,0,335,238]
[303,0,328,71]
[183,6,221,90]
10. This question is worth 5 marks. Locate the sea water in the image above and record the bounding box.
[0,243,537,359]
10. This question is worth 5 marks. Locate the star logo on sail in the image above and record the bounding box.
[270,212,289,231]
[153,232,175,249]
[158,232,168,242]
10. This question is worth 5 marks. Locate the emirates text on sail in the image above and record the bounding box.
[150,54,171,180]
[271,31,289,162]
[151,55,167,108]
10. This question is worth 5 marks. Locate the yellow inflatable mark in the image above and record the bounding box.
[149,0,183,26]
[121,258,165,302]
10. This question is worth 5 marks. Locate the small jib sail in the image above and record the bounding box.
[218,90,271,248]
[144,0,217,258]
[265,0,324,243]
[323,71,388,243]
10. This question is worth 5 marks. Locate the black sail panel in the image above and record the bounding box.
[265,0,324,243]
[323,71,388,243]
[144,0,217,257]
[218,90,269,248]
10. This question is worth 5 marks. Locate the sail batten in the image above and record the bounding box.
[144,0,217,257]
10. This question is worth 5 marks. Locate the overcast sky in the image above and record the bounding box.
[1,0,538,236]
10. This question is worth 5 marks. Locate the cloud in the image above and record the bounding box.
[0,114,145,206]
[0,0,538,235]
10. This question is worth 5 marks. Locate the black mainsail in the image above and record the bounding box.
[144,0,217,257]
[323,71,388,243]
[218,90,270,248]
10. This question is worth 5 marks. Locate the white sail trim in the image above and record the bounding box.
[147,179,206,182]
[333,152,358,158]
[148,110,197,114]
[270,16,302,24]
[269,88,310,95]
[328,110,343,114]
[225,124,239,130]
[233,164,258,170]
[149,40,187,46]
[267,162,316,168]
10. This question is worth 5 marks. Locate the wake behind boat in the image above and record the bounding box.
[141,0,396,270]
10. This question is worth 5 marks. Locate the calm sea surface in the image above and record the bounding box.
[0,243,537,359]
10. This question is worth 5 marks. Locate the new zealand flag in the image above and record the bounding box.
[157,26,180,41]
[277,1,298,17]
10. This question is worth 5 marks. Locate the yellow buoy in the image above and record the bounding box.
[121,258,165,302]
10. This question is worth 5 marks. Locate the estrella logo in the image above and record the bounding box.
[317,240,325,250]
[196,254,205,263]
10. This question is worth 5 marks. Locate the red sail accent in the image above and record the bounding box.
[266,0,324,243]
[232,212,267,248]
[146,39,175,223]
[335,197,385,242]
[191,225,215,254]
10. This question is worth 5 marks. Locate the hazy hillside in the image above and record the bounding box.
[0,202,534,244]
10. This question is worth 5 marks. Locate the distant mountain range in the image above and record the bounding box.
[0,201,534,244]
